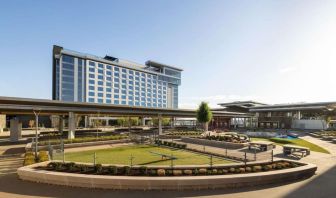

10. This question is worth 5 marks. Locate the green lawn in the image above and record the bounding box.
[251,137,330,154]
[55,145,234,166]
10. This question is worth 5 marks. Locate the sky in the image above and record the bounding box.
[0,0,336,109]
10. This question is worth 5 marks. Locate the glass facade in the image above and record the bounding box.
[54,48,182,108]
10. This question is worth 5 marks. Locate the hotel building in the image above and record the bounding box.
[52,45,182,109]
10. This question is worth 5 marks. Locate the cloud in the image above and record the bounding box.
[179,94,263,109]
[279,67,297,74]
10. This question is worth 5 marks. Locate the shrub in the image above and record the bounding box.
[222,169,228,174]
[239,168,245,173]
[217,169,223,174]
[282,162,290,168]
[94,164,103,174]
[252,166,262,172]
[245,167,252,172]
[80,164,90,173]
[139,166,148,175]
[173,170,182,176]
[38,151,49,162]
[198,168,207,175]
[108,166,118,175]
[276,163,283,169]
[193,169,199,175]
[229,167,236,173]
[123,166,131,175]
[157,169,166,176]
[23,152,36,166]
[211,169,218,175]
[150,169,157,176]
[55,163,64,171]
[183,169,192,176]
[166,169,173,176]
[262,165,272,171]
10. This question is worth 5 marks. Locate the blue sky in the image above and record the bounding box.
[0,0,336,108]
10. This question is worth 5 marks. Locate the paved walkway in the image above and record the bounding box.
[0,137,335,198]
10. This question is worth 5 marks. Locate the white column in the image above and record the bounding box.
[297,111,301,120]
[10,119,22,142]
[141,116,146,126]
[0,114,5,133]
[158,114,162,135]
[68,112,76,139]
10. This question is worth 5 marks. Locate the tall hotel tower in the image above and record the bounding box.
[52,45,182,109]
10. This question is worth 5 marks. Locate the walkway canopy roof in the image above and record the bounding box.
[0,96,252,118]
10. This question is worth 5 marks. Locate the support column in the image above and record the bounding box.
[58,116,64,135]
[0,114,5,133]
[158,114,162,135]
[141,116,146,126]
[68,112,76,139]
[297,111,301,120]
[10,119,22,142]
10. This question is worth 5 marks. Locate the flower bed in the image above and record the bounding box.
[38,160,302,177]
[38,135,128,146]
[154,140,187,149]
[23,151,49,166]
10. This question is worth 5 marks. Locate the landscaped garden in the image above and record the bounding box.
[54,144,234,166]
[251,137,330,154]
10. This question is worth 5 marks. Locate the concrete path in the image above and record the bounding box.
[0,137,335,198]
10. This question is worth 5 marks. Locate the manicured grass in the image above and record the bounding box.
[55,145,234,166]
[251,137,330,154]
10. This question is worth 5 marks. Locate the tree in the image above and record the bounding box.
[117,117,127,127]
[196,102,213,131]
[130,117,139,126]
[152,117,171,126]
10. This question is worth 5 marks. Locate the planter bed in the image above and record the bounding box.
[18,160,317,190]
[26,139,131,151]
[181,137,249,149]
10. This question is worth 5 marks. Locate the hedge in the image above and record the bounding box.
[38,135,128,146]
[42,161,302,177]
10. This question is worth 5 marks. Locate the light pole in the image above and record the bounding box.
[33,108,41,159]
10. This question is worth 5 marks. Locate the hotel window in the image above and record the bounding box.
[98,93,104,97]
[98,99,103,103]
[122,84,126,89]
[128,101,134,106]
[89,74,95,79]
[122,68,127,73]
[141,73,145,77]
[129,70,134,75]
[135,77,140,81]
[98,75,103,80]
[98,63,104,69]
[135,72,139,76]
[89,61,95,66]
[98,87,104,91]
[122,79,127,84]
[122,90,126,94]
[106,88,112,92]
[89,92,95,96]
[122,74,127,78]
[129,91,134,95]
[114,95,119,99]
[89,80,95,84]
[106,71,112,76]
[114,100,119,104]
[89,86,95,90]
[106,94,112,98]
[129,85,133,90]
[135,102,140,106]
[88,98,95,102]
[141,102,146,106]
[106,65,112,70]
[114,78,120,83]
[106,77,112,81]
[128,96,133,100]
[114,67,119,72]
[106,82,112,87]
[121,101,126,105]
[98,81,103,86]
[89,68,95,73]
[121,95,126,99]
[98,70,104,74]
[114,89,119,93]
[106,99,111,104]
[114,72,119,77]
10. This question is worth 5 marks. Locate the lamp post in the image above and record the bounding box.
[33,108,41,159]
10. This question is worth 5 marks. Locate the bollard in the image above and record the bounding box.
[62,151,65,163]
[271,150,274,162]
[225,148,228,156]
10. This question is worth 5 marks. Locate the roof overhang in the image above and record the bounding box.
[0,96,251,118]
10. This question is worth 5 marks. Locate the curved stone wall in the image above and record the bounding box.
[18,162,317,190]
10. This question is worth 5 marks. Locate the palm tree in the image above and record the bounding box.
[196,102,213,131]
